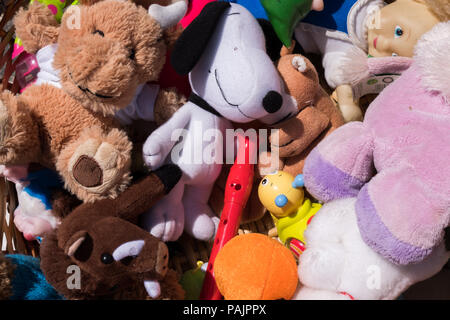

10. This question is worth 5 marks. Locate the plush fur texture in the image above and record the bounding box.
[303,22,450,265]
[0,254,62,300]
[268,52,344,175]
[0,254,13,300]
[294,198,450,300]
[423,0,450,21]
[214,233,298,300]
[53,1,165,116]
[40,166,184,300]
[2,0,184,202]
[414,21,450,103]
[13,2,60,54]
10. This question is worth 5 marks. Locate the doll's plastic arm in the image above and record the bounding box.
[143,104,190,170]
[336,84,363,122]
[303,122,375,202]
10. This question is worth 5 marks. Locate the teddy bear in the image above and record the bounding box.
[40,165,185,300]
[296,20,450,299]
[0,0,187,203]
[210,48,344,223]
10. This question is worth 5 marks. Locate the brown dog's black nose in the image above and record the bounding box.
[262,91,283,114]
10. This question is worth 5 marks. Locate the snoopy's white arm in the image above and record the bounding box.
[143,103,192,170]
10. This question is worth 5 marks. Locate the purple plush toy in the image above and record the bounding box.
[303,21,450,266]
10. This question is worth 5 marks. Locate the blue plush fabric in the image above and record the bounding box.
[6,254,63,300]
[302,0,358,33]
[222,0,268,19]
[23,168,64,210]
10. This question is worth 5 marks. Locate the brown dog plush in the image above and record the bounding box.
[40,164,185,300]
[0,0,187,203]
[210,48,344,223]
[263,48,345,176]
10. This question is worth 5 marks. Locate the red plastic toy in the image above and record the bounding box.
[199,132,257,300]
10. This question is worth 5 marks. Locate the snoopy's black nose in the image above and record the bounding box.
[262,91,283,114]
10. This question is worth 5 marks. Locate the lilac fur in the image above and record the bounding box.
[304,149,365,202]
[303,22,450,264]
[356,186,432,265]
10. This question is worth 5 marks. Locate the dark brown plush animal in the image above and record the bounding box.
[40,164,185,300]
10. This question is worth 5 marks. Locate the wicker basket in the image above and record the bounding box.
[0,0,40,258]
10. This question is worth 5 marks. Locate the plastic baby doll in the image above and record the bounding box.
[258,171,321,258]
[295,0,443,122]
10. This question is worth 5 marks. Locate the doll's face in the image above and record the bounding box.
[367,0,439,58]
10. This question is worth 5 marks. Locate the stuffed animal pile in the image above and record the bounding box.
[0,0,449,301]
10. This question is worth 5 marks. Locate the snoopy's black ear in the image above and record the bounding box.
[171,1,231,75]
[257,19,283,62]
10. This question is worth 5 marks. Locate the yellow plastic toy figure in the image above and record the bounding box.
[258,171,321,258]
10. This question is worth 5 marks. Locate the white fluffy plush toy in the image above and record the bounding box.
[141,2,298,242]
[293,198,450,300]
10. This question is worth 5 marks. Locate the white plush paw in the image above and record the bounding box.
[183,203,218,241]
[143,139,165,171]
[298,245,344,290]
[140,199,185,242]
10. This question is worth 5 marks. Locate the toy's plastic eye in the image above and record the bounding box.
[394,26,403,38]
[392,53,398,57]
[261,178,268,186]
[101,253,114,264]
[93,29,105,37]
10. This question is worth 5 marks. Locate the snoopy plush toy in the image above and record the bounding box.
[142,2,298,242]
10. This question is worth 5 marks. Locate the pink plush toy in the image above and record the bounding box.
[303,21,450,266]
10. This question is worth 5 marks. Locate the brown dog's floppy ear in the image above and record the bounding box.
[171,1,231,75]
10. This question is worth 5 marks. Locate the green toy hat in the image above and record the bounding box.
[260,0,314,47]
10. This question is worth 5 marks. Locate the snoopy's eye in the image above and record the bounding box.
[261,178,268,186]
[129,48,136,60]
[394,26,403,38]
[93,29,105,37]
